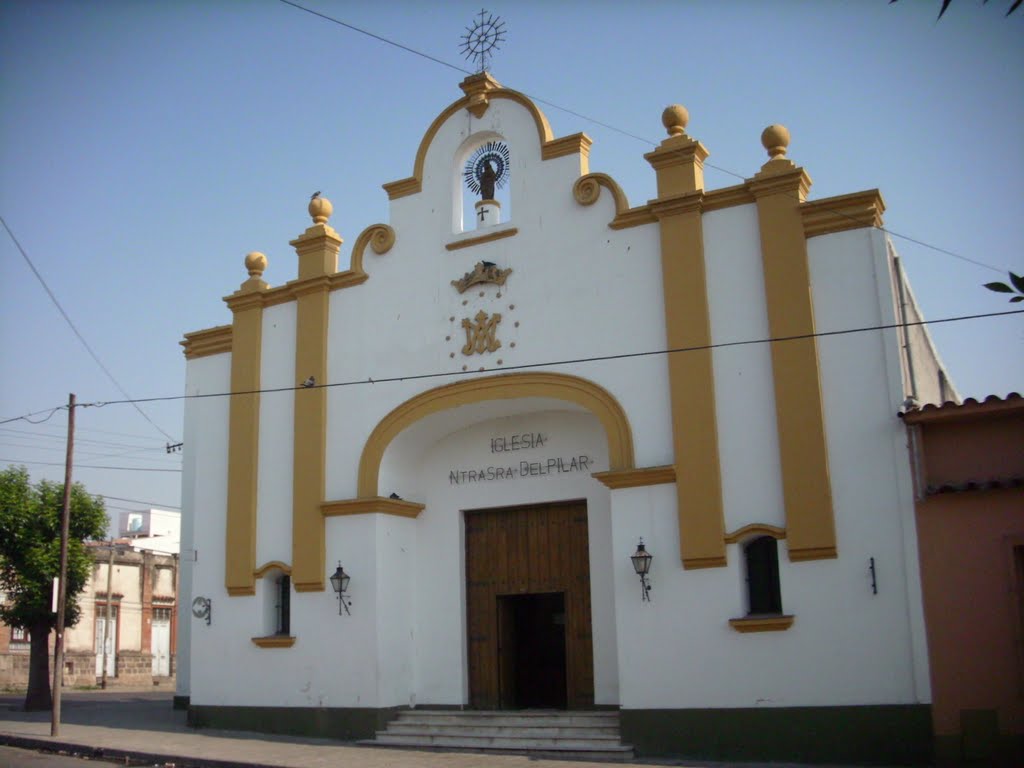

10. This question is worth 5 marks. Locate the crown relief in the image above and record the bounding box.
[451,260,512,294]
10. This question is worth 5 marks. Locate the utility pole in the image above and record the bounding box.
[101,541,115,689]
[51,393,74,737]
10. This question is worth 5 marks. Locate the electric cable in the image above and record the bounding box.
[2,307,1018,424]
[1,215,180,442]
[95,494,181,509]
[276,0,1011,274]
[0,458,182,473]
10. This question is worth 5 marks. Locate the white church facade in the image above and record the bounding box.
[177,72,949,763]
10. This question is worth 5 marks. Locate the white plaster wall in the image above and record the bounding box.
[606,227,929,710]
[373,515,416,707]
[184,87,931,714]
[178,352,242,706]
[256,301,296,568]
[703,204,785,534]
[324,95,673,507]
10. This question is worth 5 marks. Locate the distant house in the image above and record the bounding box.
[903,394,1024,765]
[0,508,180,689]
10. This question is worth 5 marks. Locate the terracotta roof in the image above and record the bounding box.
[900,392,1022,424]
[925,477,1024,496]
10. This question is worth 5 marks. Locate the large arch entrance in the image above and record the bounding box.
[465,500,593,710]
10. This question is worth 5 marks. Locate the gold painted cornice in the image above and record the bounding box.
[788,545,837,561]
[724,523,787,544]
[225,285,270,313]
[251,636,296,648]
[384,84,589,200]
[702,184,755,212]
[573,173,656,230]
[683,555,728,570]
[649,191,704,219]
[459,71,502,118]
[445,227,518,251]
[591,465,675,489]
[644,135,709,196]
[227,585,255,596]
[729,615,794,633]
[748,163,812,202]
[181,325,232,359]
[801,189,885,238]
[253,561,292,578]
[321,496,425,519]
[542,133,592,162]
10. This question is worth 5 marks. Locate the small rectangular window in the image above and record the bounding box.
[11,626,29,643]
[276,575,291,636]
[744,536,782,615]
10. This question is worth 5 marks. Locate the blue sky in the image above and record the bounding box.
[1,0,1021,513]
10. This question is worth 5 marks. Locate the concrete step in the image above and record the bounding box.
[370,733,634,751]
[382,724,614,741]
[364,709,633,759]
[393,710,618,727]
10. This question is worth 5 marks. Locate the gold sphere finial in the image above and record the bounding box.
[244,251,267,279]
[761,124,790,159]
[662,104,689,137]
[308,195,333,225]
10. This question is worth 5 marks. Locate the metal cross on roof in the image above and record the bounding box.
[460,8,506,73]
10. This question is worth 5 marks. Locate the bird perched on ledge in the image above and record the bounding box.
[311,191,321,200]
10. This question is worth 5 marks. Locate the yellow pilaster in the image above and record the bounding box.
[749,126,837,561]
[289,197,340,591]
[224,253,269,596]
[645,106,726,569]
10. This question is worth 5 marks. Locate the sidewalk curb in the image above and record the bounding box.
[0,733,283,768]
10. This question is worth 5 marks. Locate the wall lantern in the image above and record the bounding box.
[329,562,351,615]
[630,539,652,602]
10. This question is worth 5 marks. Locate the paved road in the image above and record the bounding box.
[1,689,879,768]
[1,745,125,767]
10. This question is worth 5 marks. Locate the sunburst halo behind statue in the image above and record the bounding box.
[463,141,510,199]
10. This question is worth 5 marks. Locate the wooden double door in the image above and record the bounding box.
[465,501,594,710]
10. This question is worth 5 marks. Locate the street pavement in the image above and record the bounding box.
[0,688,881,768]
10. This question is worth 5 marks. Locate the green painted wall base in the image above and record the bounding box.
[621,704,933,765]
[188,704,397,741]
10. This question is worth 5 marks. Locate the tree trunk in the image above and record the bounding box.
[24,619,52,711]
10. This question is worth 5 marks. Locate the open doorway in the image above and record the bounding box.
[498,592,567,709]
[465,501,593,709]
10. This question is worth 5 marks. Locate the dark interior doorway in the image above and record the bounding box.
[498,592,567,709]
[465,501,593,709]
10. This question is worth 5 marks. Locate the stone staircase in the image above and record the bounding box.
[361,709,634,761]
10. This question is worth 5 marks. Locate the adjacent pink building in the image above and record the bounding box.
[903,393,1024,765]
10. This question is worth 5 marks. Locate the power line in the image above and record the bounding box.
[96,494,180,509]
[0,427,161,451]
[2,307,1015,423]
[0,215,179,442]
[276,1,1010,274]
[0,458,182,473]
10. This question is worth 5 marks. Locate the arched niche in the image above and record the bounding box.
[358,372,635,498]
[453,132,512,234]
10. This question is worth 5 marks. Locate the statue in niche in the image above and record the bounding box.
[480,160,497,200]
[463,140,510,200]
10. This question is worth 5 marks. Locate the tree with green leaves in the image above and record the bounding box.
[984,271,1024,303]
[0,465,107,711]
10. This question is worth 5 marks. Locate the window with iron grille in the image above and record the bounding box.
[275,575,290,636]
